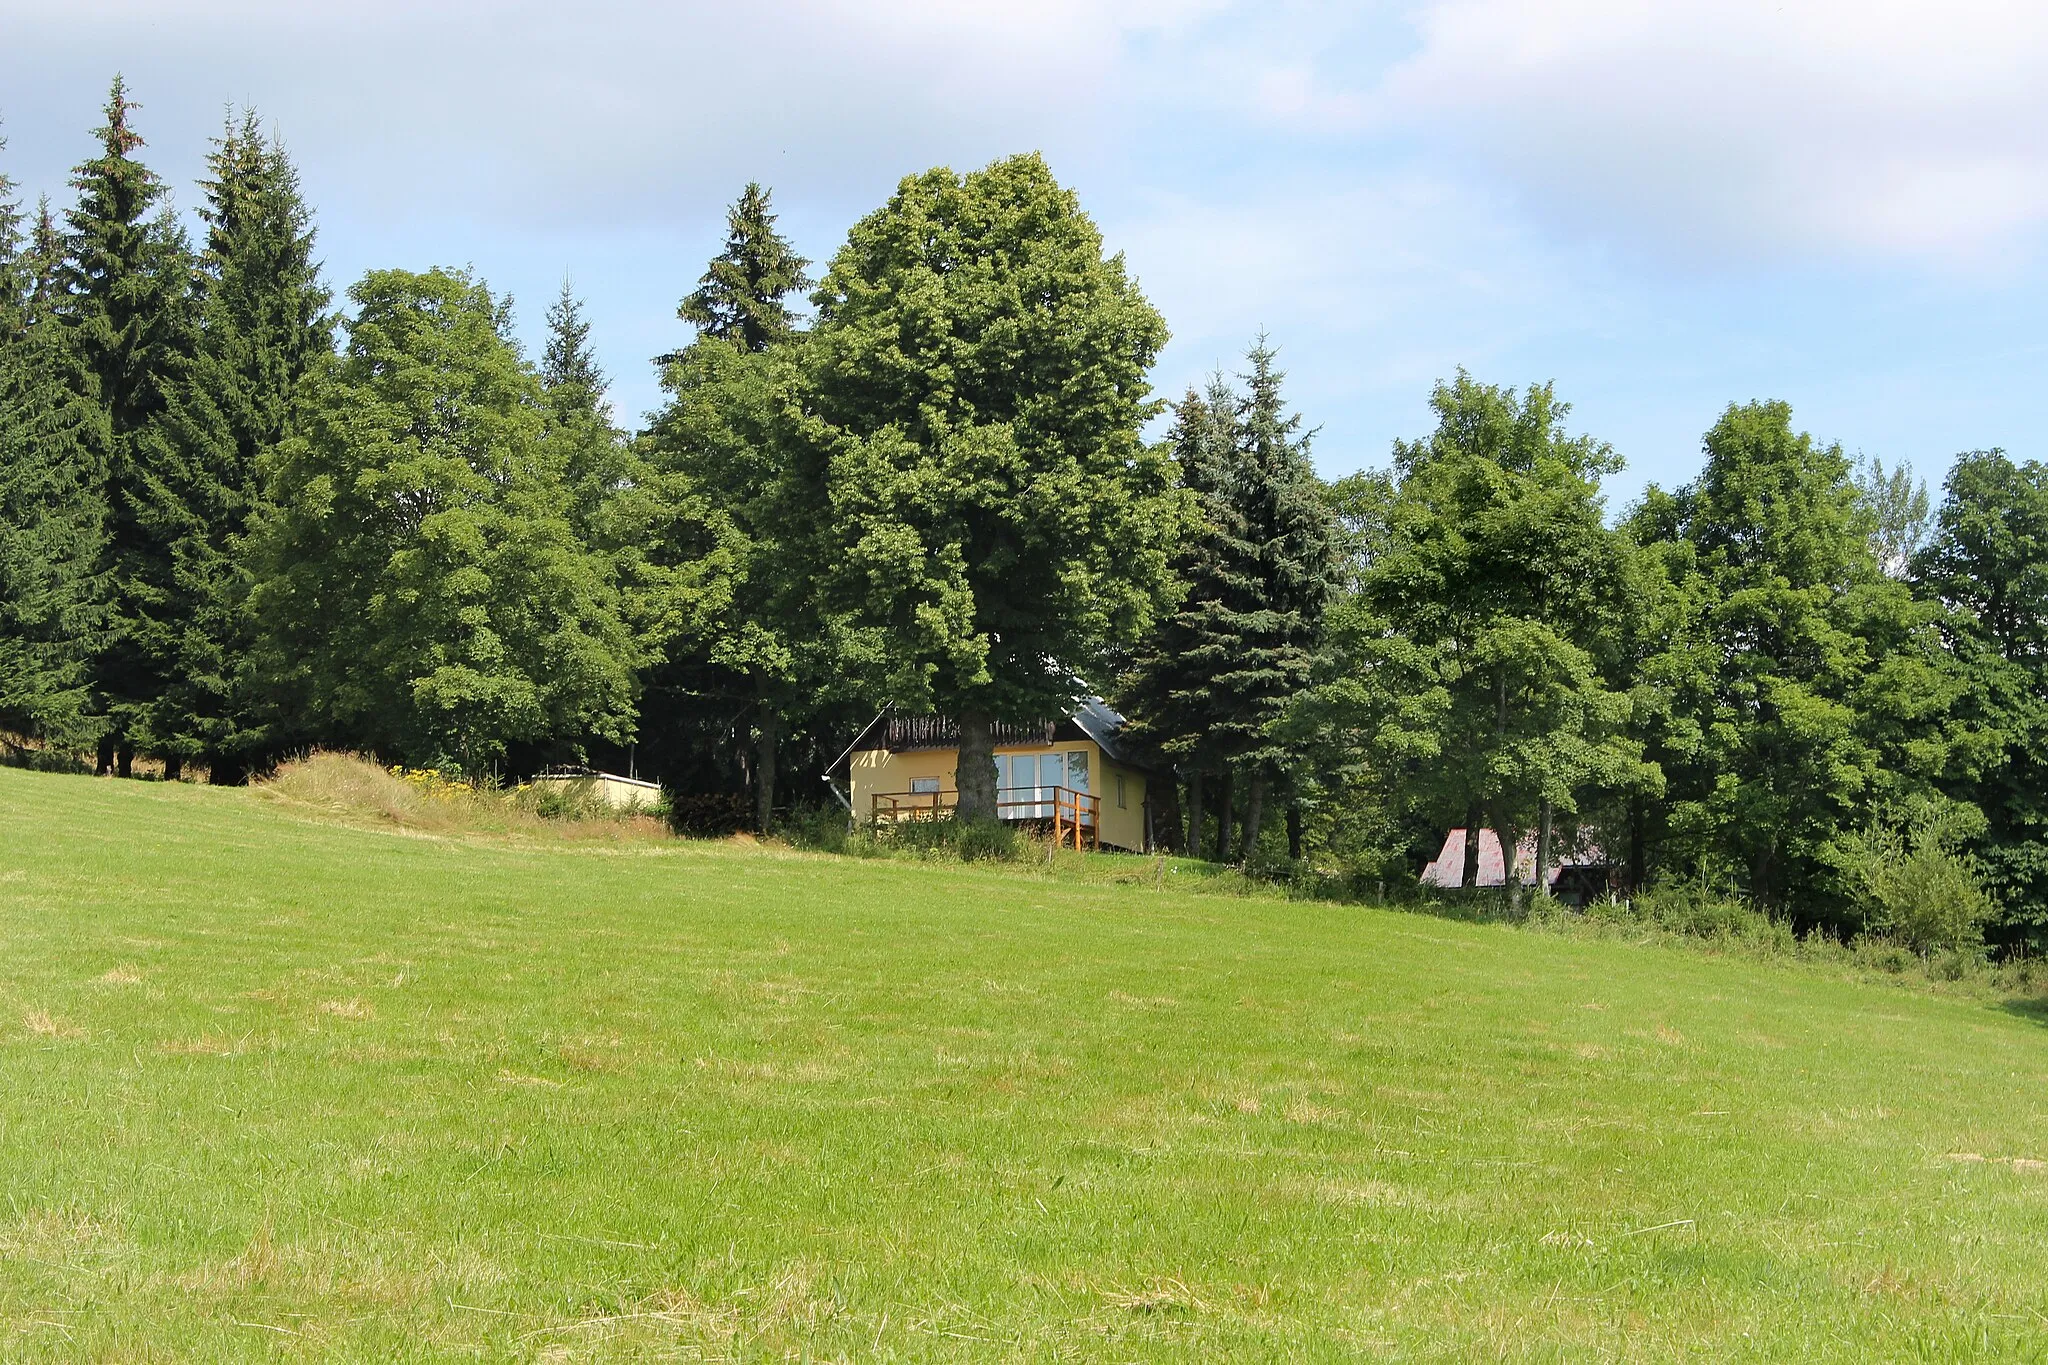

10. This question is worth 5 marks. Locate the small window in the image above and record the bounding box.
[910,776,941,794]
[1116,773,1127,809]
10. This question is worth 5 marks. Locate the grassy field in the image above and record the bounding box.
[3,767,2047,1361]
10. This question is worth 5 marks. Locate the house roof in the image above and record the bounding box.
[1070,697,1134,764]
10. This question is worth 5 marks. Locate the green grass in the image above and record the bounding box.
[3,767,2047,1361]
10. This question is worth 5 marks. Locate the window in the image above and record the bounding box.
[1065,750,1089,792]
[1116,773,1127,809]
[910,776,941,794]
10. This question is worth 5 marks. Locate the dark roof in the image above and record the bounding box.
[859,697,1151,768]
[1070,697,1134,764]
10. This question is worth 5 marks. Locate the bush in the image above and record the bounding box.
[665,791,753,837]
[953,818,1018,863]
[779,805,853,854]
[1835,805,1995,958]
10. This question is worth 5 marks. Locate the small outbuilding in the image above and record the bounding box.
[529,768,662,812]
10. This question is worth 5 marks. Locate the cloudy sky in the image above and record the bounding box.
[3,0,2043,503]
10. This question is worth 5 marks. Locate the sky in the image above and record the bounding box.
[2,0,2044,506]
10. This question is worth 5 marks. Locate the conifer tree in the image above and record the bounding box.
[0,143,109,745]
[138,112,332,780]
[1115,378,1243,856]
[1210,340,1338,858]
[539,279,630,542]
[59,76,197,774]
[676,183,810,353]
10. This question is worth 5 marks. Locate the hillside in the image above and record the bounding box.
[2,766,2046,1361]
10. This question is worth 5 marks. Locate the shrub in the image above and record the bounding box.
[953,819,1018,863]
[1835,805,1995,958]
[665,791,753,837]
[780,805,853,854]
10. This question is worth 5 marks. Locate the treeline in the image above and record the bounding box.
[3,80,2043,956]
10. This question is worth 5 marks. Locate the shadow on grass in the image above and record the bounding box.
[1996,995,2048,1028]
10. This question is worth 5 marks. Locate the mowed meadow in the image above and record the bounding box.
[3,767,2047,1361]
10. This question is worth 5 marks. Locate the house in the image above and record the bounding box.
[847,699,1158,852]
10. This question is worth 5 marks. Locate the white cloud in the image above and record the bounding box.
[1374,0,2048,265]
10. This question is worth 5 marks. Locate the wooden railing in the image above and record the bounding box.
[870,785,1101,851]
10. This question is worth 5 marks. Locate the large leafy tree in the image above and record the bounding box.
[0,140,108,746]
[58,77,198,774]
[798,154,1177,821]
[1648,402,1973,919]
[1301,373,1650,909]
[136,112,332,781]
[250,268,635,771]
[1912,450,2048,948]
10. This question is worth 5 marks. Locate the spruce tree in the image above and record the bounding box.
[59,76,196,774]
[643,182,850,831]
[0,144,109,746]
[1114,379,1241,855]
[540,279,631,544]
[676,183,810,353]
[1211,340,1339,859]
[139,113,331,780]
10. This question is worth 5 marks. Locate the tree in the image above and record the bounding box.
[675,182,810,354]
[0,138,108,746]
[1208,340,1337,859]
[641,185,863,830]
[798,155,1176,821]
[1648,402,1971,920]
[1114,380,1237,855]
[135,112,332,781]
[58,76,197,774]
[1911,450,2048,949]
[1854,455,1931,577]
[1304,373,1651,911]
[250,268,636,771]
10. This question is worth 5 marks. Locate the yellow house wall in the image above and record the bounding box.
[851,741,1152,852]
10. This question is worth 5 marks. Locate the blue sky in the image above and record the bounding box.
[3,0,2043,507]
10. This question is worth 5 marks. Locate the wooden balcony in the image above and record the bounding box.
[869,785,1102,851]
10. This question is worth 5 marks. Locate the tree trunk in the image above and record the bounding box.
[1460,801,1483,889]
[955,708,998,822]
[116,741,133,780]
[209,754,246,787]
[1535,798,1554,898]
[753,690,780,834]
[1626,794,1646,896]
[1490,803,1524,916]
[1213,769,1235,863]
[96,734,115,777]
[1185,771,1204,860]
[1240,768,1268,866]
[163,755,183,783]
[1152,776,1183,854]
[1286,803,1303,862]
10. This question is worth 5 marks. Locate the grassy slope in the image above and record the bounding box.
[2,768,2046,1362]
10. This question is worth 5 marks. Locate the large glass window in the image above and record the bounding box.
[1065,750,1089,792]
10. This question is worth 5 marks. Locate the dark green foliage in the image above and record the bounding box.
[1116,342,1337,860]
[134,112,332,780]
[676,183,810,354]
[1912,451,2048,947]
[800,154,1176,820]
[57,78,198,767]
[0,146,108,745]
[251,267,637,772]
